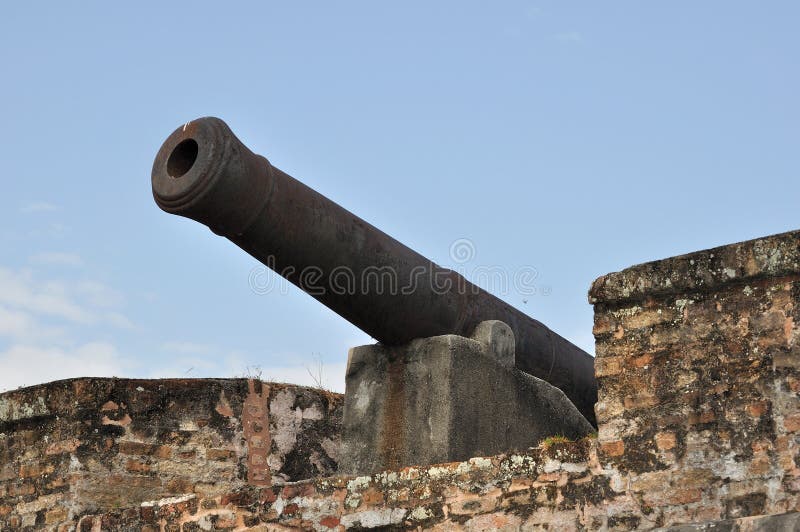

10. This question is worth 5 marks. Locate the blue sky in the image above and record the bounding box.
[1,3,797,392]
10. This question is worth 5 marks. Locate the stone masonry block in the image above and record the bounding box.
[339,321,593,475]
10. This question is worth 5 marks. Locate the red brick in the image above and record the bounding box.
[19,463,54,478]
[751,440,772,453]
[689,411,715,425]
[45,507,68,524]
[673,469,715,489]
[646,488,703,507]
[361,487,385,506]
[140,505,156,522]
[281,483,316,499]
[595,356,623,377]
[655,432,676,451]
[118,441,171,459]
[166,478,193,493]
[282,503,300,515]
[600,440,625,457]
[785,414,800,432]
[624,394,657,410]
[45,439,80,455]
[46,476,68,490]
[125,459,151,473]
[749,455,771,476]
[632,353,655,368]
[206,448,235,461]
[746,401,769,417]
[8,482,36,496]
[100,400,119,411]
[319,516,340,528]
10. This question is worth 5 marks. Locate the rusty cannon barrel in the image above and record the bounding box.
[151,117,598,424]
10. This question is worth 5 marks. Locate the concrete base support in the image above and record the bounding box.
[339,320,594,475]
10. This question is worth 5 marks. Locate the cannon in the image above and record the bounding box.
[151,117,598,425]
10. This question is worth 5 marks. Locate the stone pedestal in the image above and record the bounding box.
[339,320,593,474]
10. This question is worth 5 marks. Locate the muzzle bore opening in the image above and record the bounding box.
[167,138,199,178]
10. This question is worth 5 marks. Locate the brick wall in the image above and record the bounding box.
[589,229,800,524]
[55,439,800,531]
[66,440,610,531]
[0,378,341,529]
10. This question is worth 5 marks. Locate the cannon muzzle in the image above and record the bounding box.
[152,117,598,424]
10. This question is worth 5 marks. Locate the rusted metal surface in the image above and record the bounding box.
[151,117,598,424]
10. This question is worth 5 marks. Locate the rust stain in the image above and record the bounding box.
[243,379,271,486]
[785,316,795,346]
[380,349,406,470]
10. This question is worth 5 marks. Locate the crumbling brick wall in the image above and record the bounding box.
[589,229,800,523]
[0,378,341,529]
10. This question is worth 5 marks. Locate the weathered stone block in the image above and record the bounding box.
[339,321,593,474]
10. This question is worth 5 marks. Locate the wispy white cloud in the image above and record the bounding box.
[105,312,136,330]
[0,268,93,323]
[525,6,542,19]
[29,251,83,267]
[0,255,348,393]
[161,341,216,356]
[150,355,225,379]
[0,304,66,344]
[0,342,127,392]
[0,258,137,392]
[0,306,39,339]
[142,291,159,303]
[74,280,125,308]
[555,31,583,43]
[0,267,132,328]
[20,202,58,214]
